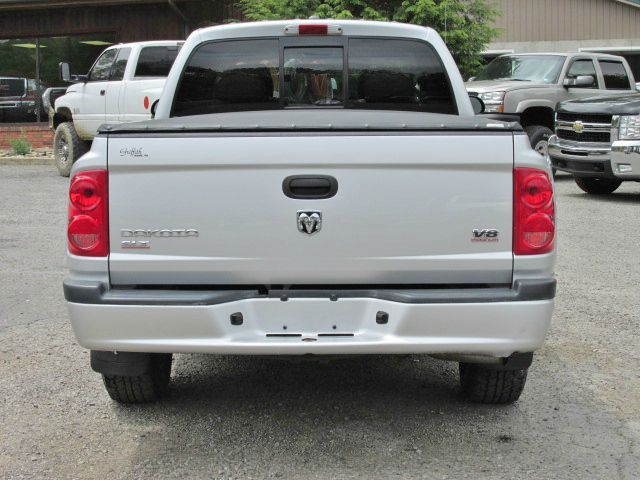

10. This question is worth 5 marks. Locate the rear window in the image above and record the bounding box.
[172,38,456,117]
[135,46,181,78]
[348,39,456,114]
[284,47,343,106]
[173,39,280,117]
[599,61,631,89]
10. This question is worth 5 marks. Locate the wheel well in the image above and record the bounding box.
[519,107,554,131]
[53,108,72,129]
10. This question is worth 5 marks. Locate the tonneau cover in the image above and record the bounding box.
[98,110,522,134]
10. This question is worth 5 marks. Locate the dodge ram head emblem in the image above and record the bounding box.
[297,211,322,235]
[572,120,584,134]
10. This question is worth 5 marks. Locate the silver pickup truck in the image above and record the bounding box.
[63,20,556,405]
[466,52,636,161]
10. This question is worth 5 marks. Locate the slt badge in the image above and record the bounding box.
[297,211,322,235]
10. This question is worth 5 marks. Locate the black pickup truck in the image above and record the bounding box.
[548,93,640,194]
[0,77,46,121]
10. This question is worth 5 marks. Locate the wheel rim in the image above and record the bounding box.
[534,139,548,157]
[57,136,69,164]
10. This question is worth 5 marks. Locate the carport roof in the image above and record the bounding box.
[2,0,640,9]
[0,0,195,9]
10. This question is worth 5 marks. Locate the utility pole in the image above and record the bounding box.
[35,37,41,123]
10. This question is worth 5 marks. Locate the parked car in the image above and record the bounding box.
[64,19,556,405]
[466,53,636,159]
[52,40,182,176]
[548,93,640,193]
[0,77,46,121]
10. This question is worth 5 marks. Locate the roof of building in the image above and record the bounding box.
[2,0,638,7]
[618,0,640,7]
[0,0,194,9]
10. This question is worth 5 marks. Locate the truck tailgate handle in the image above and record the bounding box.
[283,175,338,199]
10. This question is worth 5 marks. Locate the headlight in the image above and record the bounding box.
[617,115,640,140]
[478,91,505,113]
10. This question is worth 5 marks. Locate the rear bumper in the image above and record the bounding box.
[548,135,640,179]
[65,279,555,357]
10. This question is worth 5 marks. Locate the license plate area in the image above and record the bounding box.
[232,298,389,342]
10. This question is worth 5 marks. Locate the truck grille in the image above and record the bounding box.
[555,112,612,144]
[556,130,611,143]
[556,112,612,124]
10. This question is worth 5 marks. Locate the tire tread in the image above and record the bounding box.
[459,363,528,404]
[101,354,172,404]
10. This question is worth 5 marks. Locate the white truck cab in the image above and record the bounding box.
[52,41,182,176]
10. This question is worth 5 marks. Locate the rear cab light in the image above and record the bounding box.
[513,167,555,255]
[284,24,343,36]
[68,170,108,257]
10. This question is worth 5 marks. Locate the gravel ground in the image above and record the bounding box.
[0,166,638,480]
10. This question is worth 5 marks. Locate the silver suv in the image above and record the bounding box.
[466,53,636,159]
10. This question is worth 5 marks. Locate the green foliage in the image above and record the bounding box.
[10,133,32,156]
[236,0,499,77]
[396,0,499,77]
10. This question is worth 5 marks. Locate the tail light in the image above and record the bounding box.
[68,170,108,256]
[284,24,343,35]
[514,167,555,255]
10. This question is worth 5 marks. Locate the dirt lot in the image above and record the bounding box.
[0,166,638,480]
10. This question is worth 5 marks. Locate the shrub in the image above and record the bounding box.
[10,133,32,156]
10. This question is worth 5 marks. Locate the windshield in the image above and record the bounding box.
[474,55,565,84]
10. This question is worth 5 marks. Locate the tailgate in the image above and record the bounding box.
[108,133,514,285]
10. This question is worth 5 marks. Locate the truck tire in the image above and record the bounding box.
[54,122,89,177]
[102,353,172,404]
[574,176,622,195]
[459,362,528,404]
[525,125,555,176]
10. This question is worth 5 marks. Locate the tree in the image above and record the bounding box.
[237,0,499,78]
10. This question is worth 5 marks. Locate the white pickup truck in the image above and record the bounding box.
[52,40,182,176]
[63,20,556,405]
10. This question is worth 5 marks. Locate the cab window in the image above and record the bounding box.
[566,59,597,88]
[173,39,280,117]
[599,61,631,89]
[135,46,181,78]
[284,47,343,106]
[172,37,457,116]
[110,48,131,81]
[89,49,118,82]
[348,38,456,114]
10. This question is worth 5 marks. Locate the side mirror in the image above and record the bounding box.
[468,76,476,82]
[563,75,594,88]
[469,95,485,115]
[59,62,88,83]
[150,99,160,118]
[59,62,71,82]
